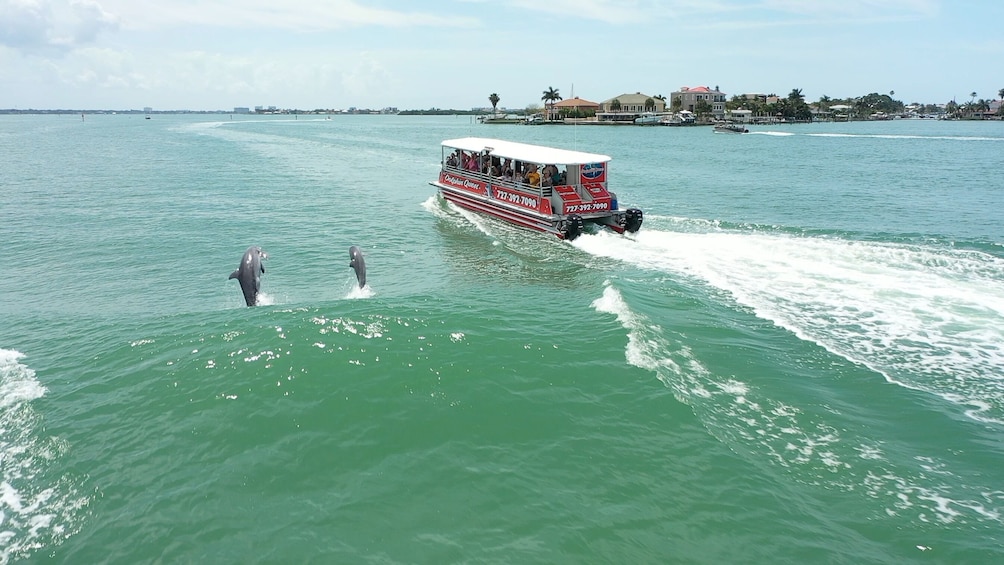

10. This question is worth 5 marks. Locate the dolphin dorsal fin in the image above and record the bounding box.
[229,270,239,280]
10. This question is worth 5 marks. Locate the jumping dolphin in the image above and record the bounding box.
[229,246,267,306]
[349,246,366,288]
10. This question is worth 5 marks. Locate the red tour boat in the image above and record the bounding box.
[431,137,643,240]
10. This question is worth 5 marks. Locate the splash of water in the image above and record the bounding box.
[0,349,90,564]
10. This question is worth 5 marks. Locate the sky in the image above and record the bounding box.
[1,0,1002,111]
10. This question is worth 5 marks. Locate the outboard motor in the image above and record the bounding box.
[623,208,643,233]
[562,214,584,241]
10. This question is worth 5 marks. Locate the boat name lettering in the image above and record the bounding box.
[443,173,484,191]
[565,202,609,213]
[494,189,539,209]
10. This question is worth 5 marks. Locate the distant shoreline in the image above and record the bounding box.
[0,109,484,116]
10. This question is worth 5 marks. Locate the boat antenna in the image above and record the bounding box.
[571,82,577,150]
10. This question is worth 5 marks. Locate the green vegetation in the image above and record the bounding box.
[541,87,562,118]
[488,93,500,113]
[726,88,908,120]
[694,99,712,119]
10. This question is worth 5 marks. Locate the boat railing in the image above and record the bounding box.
[443,162,552,198]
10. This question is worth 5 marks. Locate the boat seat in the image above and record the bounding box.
[583,182,608,199]
[553,184,583,206]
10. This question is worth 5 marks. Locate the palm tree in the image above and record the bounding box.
[945,100,959,117]
[541,87,562,120]
[610,98,622,111]
[488,93,500,113]
[788,88,804,103]
[644,98,656,112]
[998,88,1004,100]
[970,91,977,104]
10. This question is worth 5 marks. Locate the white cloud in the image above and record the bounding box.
[500,0,742,24]
[98,0,479,32]
[0,0,118,52]
[760,0,939,19]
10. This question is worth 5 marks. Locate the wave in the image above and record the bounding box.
[751,131,1003,142]
[590,284,1004,527]
[805,133,1004,141]
[575,227,1004,425]
[0,349,89,564]
[644,215,1004,257]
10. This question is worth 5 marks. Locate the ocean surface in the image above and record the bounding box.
[1,113,1003,563]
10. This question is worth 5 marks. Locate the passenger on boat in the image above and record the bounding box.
[541,164,558,187]
[446,151,459,168]
[524,164,541,187]
[464,153,479,172]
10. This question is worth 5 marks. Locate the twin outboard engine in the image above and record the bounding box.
[562,214,584,240]
[623,208,644,233]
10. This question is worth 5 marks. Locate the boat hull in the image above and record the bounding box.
[433,180,604,239]
[713,124,749,133]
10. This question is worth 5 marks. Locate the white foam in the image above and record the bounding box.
[255,292,277,306]
[576,228,1004,424]
[345,284,374,299]
[586,246,1004,527]
[801,133,1003,142]
[0,351,45,409]
[1,349,88,563]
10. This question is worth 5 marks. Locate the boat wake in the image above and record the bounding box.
[574,226,1004,425]
[750,131,1003,142]
[0,349,90,563]
[423,195,561,253]
[423,195,498,240]
[590,281,1004,527]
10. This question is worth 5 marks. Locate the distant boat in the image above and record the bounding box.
[633,112,663,125]
[713,122,749,134]
[661,111,696,126]
[145,115,151,119]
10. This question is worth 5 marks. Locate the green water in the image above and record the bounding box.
[1,114,1003,563]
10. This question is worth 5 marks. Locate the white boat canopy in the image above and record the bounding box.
[441,137,610,166]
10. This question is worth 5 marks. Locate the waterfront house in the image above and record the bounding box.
[597,92,666,123]
[552,96,601,120]
[670,86,727,120]
[726,109,752,123]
